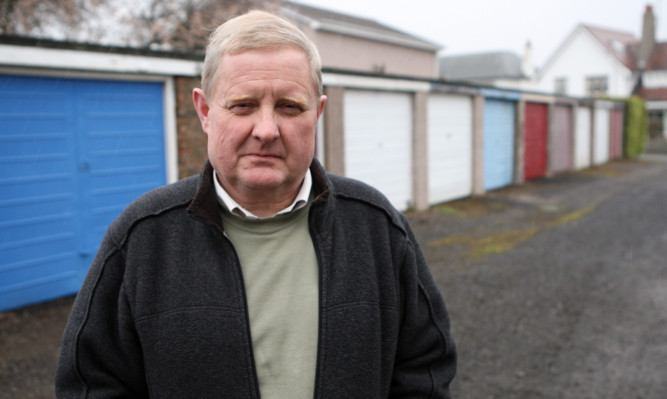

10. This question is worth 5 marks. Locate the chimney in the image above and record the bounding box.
[638,4,656,69]
[522,40,533,78]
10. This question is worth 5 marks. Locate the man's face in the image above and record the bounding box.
[193,46,326,202]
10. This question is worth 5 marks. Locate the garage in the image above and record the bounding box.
[575,105,592,169]
[483,94,518,191]
[610,108,624,159]
[427,94,473,204]
[344,90,412,210]
[552,104,574,174]
[0,74,168,311]
[593,104,611,165]
[524,102,549,180]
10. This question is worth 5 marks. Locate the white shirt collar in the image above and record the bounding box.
[213,169,312,219]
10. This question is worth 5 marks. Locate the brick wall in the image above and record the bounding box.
[175,76,208,179]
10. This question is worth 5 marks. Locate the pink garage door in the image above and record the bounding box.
[552,105,574,173]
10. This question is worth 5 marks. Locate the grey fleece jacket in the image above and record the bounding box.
[56,159,456,398]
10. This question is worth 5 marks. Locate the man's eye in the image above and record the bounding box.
[229,103,254,114]
[280,103,303,115]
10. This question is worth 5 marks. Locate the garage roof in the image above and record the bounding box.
[281,1,442,52]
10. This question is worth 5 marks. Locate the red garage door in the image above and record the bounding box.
[524,102,548,180]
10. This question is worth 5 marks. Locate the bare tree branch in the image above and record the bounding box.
[0,0,281,51]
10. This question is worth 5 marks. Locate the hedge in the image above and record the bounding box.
[624,96,649,159]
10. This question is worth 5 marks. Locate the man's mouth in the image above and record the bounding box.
[245,153,281,160]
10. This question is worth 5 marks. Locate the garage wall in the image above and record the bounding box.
[175,77,208,179]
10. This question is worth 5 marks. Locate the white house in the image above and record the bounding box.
[535,5,667,139]
[535,24,639,98]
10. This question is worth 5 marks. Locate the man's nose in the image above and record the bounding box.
[252,108,280,142]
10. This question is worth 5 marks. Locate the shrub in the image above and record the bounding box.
[624,96,649,159]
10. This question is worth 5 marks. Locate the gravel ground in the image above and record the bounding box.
[0,296,73,398]
[1,145,666,398]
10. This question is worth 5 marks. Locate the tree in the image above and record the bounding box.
[126,0,280,51]
[0,0,281,51]
[0,0,84,37]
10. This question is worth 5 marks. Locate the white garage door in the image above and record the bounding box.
[344,90,412,211]
[575,106,592,169]
[427,94,473,204]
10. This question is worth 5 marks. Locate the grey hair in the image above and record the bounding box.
[201,10,323,98]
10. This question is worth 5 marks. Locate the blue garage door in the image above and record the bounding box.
[484,99,515,191]
[0,75,166,312]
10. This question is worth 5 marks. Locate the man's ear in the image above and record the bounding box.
[317,95,327,119]
[192,88,210,134]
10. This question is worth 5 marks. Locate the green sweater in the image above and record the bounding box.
[220,204,318,399]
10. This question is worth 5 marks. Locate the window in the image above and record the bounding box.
[554,77,567,95]
[586,76,608,96]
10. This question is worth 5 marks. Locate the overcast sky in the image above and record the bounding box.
[295,0,663,68]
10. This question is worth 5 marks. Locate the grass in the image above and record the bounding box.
[427,203,597,261]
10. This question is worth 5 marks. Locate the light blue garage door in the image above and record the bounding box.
[484,99,516,191]
[0,75,166,312]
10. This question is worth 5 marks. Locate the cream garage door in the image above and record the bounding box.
[427,94,473,204]
[344,90,412,211]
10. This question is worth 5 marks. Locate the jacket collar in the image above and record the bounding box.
[187,159,331,231]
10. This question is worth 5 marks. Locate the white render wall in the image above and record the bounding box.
[536,27,636,97]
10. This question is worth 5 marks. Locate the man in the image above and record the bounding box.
[56,10,456,398]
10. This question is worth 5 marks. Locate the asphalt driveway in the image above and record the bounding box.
[409,156,667,398]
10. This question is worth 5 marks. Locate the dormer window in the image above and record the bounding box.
[610,39,626,55]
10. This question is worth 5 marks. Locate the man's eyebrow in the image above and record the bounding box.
[226,95,255,103]
[280,96,309,107]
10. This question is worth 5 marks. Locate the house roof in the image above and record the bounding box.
[280,1,442,52]
[557,23,667,71]
[439,51,525,81]
[583,25,638,69]
[644,42,667,70]
[636,87,667,101]
[538,24,639,79]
